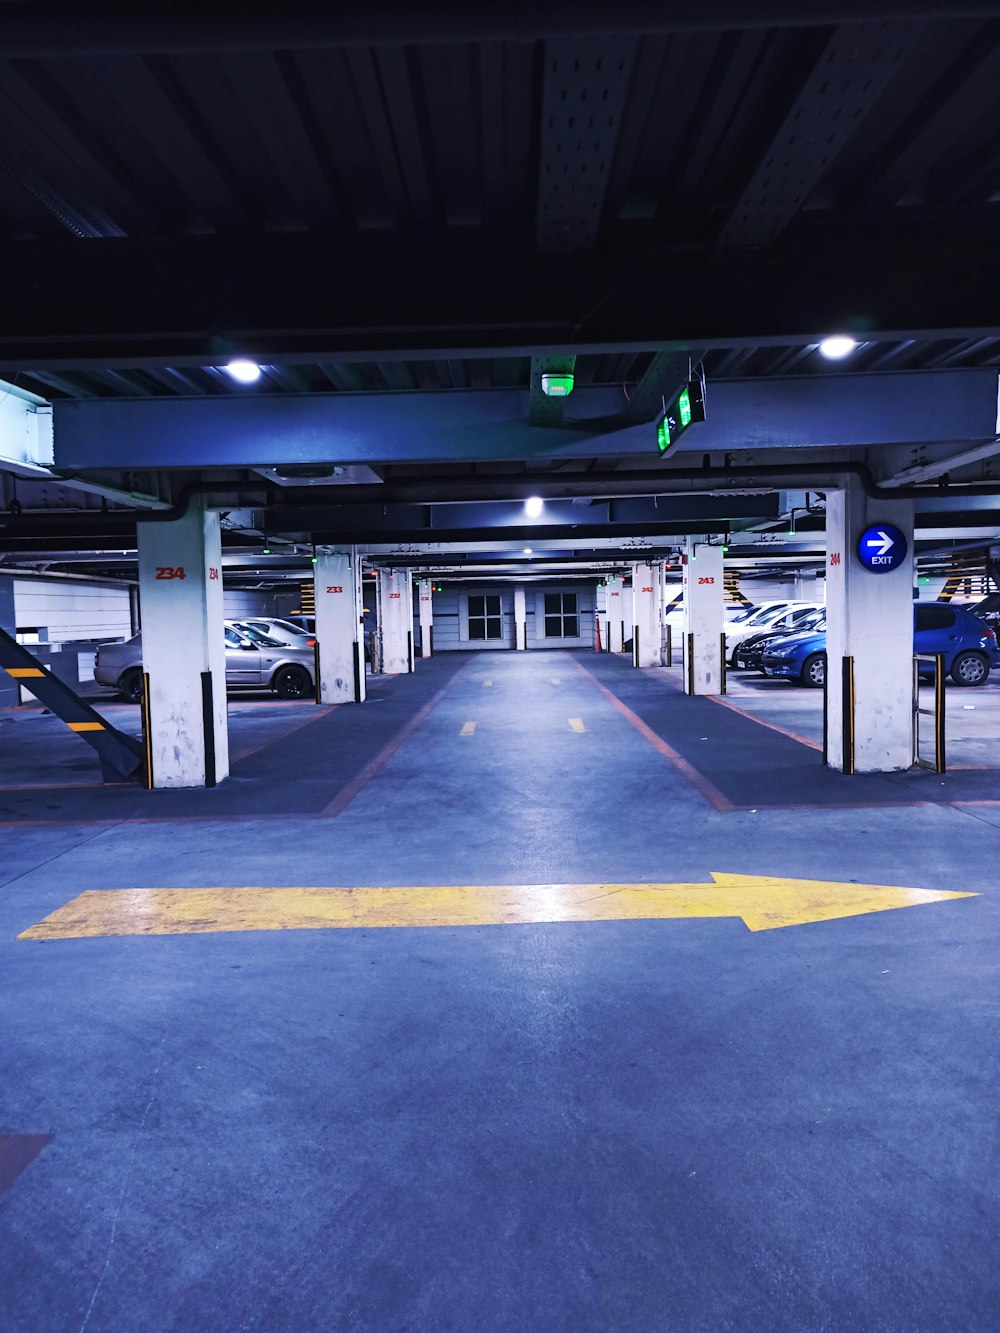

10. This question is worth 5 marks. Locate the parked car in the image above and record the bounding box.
[733,608,827,671]
[725,602,823,665]
[663,599,789,640]
[94,621,316,701]
[760,603,1000,688]
[238,617,315,646]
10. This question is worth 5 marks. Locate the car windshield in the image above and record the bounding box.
[269,620,310,636]
[231,623,283,647]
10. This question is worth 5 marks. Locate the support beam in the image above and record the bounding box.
[51,371,1000,470]
[377,568,414,675]
[631,561,659,666]
[314,549,365,704]
[418,578,433,657]
[9,216,1000,366]
[824,480,914,772]
[137,500,229,789]
[682,542,724,694]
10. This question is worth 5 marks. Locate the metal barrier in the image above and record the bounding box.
[0,625,145,783]
[913,652,946,773]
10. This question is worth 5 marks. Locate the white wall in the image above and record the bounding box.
[13,577,131,644]
[421,585,596,651]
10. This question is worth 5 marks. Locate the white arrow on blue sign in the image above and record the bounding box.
[857,523,909,573]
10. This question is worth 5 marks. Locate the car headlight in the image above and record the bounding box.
[767,645,795,658]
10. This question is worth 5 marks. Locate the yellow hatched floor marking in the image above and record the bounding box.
[568,717,586,732]
[16,876,976,940]
[459,721,476,736]
[67,721,104,732]
[5,667,44,678]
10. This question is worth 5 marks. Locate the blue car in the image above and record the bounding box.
[760,603,1000,688]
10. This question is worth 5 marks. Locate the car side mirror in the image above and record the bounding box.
[239,639,256,650]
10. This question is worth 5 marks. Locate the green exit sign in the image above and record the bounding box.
[656,380,706,456]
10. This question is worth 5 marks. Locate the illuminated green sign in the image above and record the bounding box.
[656,380,705,457]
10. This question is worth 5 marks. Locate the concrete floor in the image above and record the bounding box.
[1,650,999,1331]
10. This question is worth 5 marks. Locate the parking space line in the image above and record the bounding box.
[570,659,735,812]
[707,694,822,752]
[321,674,466,818]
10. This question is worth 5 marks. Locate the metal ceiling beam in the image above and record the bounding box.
[0,4,993,58]
[622,351,701,422]
[5,214,1000,365]
[719,23,918,248]
[536,36,635,252]
[50,371,1000,471]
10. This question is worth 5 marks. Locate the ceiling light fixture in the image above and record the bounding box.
[523,547,533,555]
[524,496,543,518]
[225,358,262,383]
[817,335,858,361]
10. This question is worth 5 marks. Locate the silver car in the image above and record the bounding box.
[239,617,315,646]
[95,621,316,702]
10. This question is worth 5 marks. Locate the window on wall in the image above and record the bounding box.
[544,592,578,638]
[468,594,503,640]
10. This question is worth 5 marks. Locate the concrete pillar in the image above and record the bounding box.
[418,579,434,657]
[137,500,229,788]
[377,568,414,674]
[825,479,914,772]
[631,562,659,667]
[314,548,365,704]
[681,541,724,695]
[606,576,625,652]
[513,586,527,650]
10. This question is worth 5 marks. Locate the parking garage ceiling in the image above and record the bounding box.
[1,1,1000,583]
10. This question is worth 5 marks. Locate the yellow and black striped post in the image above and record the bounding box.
[0,627,145,782]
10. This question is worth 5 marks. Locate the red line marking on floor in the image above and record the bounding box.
[321,680,460,818]
[0,1134,53,1196]
[570,658,735,812]
[707,694,823,752]
[230,705,338,765]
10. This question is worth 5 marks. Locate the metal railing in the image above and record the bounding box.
[913,653,946,773]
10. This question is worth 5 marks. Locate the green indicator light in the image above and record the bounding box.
[678,387,692,428]
[657,418,672,453]
[722,545,729,553]
[541,372,575,397]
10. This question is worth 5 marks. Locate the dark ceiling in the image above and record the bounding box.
[1,1,1000,582]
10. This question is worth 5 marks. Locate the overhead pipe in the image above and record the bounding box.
[3,462,1000,534]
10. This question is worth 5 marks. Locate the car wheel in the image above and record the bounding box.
[950,651,989,686]
[119,669,143,704]
[273,665,312,699]
[801,653,825,688]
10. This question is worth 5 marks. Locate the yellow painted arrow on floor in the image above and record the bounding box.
[17,874,975,940]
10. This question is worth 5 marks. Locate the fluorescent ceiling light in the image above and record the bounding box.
[818,336,858,361]
[225,358,262,383]
[524,496,543,518]
[523,547,533,555]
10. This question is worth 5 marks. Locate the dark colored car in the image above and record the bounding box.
[760,602,1000,688]
[733,608,827,672]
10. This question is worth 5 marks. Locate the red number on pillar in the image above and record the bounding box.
[155,566,186,580]
[327,585,343,593]
[698,577,715,585]
[208,568,219,580]
[642,586,653,592]
[389,593,401,599]
[830,552,842,566]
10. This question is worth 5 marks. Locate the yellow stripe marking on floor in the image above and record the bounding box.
[568,717,586,732]
[5,667,44,678]
[16,875,975,940]
[66,721,105,732]
[459,721,476,736]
